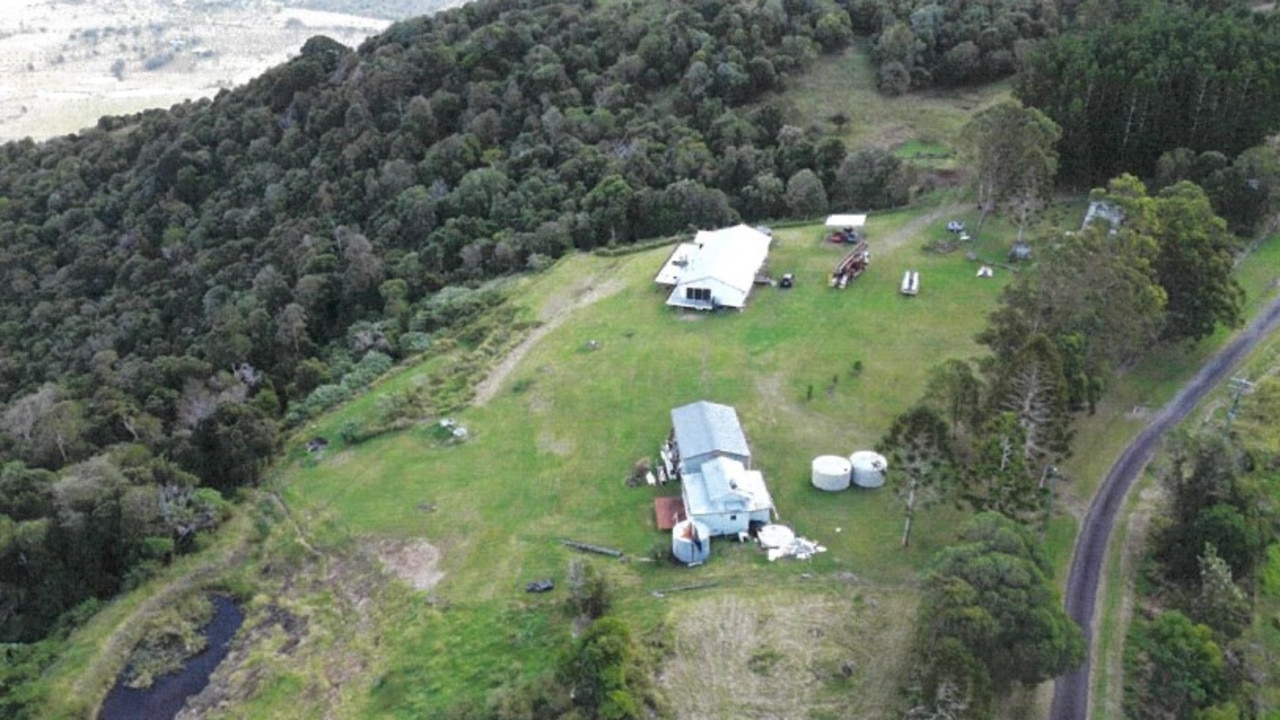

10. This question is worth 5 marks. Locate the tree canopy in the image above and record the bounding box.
[1016,3,1280,184]
[910,512,1084,715]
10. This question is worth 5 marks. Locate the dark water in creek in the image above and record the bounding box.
[98,595,243,720]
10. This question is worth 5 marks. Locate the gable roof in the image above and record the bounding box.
[683,456,773,517]
[665,224,770,309]
[671,400,750,462]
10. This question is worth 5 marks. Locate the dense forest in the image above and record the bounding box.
[2,0,1280,716]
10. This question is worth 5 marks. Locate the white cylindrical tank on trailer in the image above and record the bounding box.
[811,455,852,491]
[850,451,888,488]
[672,519,712,565]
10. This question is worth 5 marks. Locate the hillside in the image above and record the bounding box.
[3,0,1280,718]
[0,0,899,659]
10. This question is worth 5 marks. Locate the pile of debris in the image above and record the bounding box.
[755,524,827,561]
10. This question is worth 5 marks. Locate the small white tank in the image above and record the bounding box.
[672,519,711,565]
[850,451,888,488]
[811,455,852,491]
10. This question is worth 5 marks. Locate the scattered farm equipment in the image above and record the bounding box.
[830,239,870,289]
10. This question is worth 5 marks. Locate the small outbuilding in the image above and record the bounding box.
[1082,200,1124,233]
[825,214,868,230]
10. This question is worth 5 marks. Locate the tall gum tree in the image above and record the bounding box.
[958,99,1062,241]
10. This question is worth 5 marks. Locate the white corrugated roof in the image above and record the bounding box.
[664,224,770,309]
[825,214,867,228]
[654,243,701,285]
[683,457,773,518]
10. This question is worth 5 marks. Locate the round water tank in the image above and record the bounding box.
[850,451,888,488]
[672,520,711,565]
[811,455,852,491]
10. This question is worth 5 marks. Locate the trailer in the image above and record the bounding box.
[830,240,870,288]
[900,270,919,296]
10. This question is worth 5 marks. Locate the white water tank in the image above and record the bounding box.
[811,455,852,491]
[672,519,711,565]
[850,451,888,488]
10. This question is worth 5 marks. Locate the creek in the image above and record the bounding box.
[98,595,243,720]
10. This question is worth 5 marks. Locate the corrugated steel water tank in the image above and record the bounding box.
[672,519,712,565]
[811,455,852,491]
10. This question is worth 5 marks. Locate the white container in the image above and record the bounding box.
[850,451,888,489]
[811,455,852,492]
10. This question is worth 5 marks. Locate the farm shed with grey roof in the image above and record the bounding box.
[670,400,751,475]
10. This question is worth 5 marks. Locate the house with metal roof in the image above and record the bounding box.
[668,401,774,536]
[658,225,771,311]
[681,456,775,536]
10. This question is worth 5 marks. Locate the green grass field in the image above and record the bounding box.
[270,212,1012,715]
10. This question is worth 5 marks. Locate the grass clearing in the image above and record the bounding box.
[660,586,918,719]
[278,212,1014,714]
[43,217,1275,719]
[788,40,1011,152]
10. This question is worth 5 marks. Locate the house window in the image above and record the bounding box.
[685,287,711,302]
[729,515,737,521]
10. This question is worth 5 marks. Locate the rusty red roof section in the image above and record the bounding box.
[654,496,687,531]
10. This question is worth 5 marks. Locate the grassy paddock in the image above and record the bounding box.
[278,212,1013,714]
[788,40,1011,152]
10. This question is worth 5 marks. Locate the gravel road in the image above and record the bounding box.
[1051,292,1280,720]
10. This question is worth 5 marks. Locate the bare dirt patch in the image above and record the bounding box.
[374,538,444,591]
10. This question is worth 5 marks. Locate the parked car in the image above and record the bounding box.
[946,220,965,233]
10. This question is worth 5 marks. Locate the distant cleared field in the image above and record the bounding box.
[0,0,466,142]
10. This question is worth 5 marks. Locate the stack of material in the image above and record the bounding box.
[756,524,827,561]
[766,536,827,561]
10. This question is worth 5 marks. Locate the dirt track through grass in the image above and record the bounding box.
[473,275,627,406]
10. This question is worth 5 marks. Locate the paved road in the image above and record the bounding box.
[1051,294,1280,720]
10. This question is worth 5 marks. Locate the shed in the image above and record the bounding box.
[1082,200,1124,233]
[825,214,868,229]
[663,225,772,311]
[670,400,751,475]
